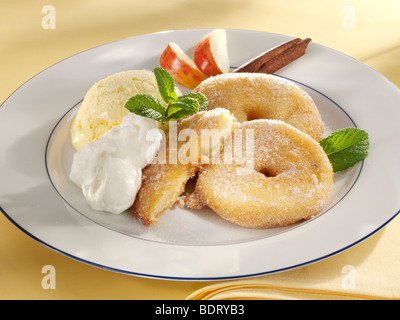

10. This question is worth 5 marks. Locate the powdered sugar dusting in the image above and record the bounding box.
[194,119,333,229]
[194,72,324,141]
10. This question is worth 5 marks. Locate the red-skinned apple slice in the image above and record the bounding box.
[160,42,208,89]
[193,29,230,76]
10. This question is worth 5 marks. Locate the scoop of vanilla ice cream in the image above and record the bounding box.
[70,112,163,214]
[70,69,171,151]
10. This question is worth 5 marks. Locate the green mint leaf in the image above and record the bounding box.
[173,96,200,112]
[166,102,196,118]
[125,68,208,122]
[166,101,198,120]
[167,94,208,116]
[185,92,209,111]
[166,108,199,121]
[319,127,369,172]
[166,93,209,119]
[125,94,166,122]
[154,67,178,104]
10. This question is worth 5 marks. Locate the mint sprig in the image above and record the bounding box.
[319,127,369,172]
[154,67,178,104]
[124,94,166,122]
[125,67,208,122]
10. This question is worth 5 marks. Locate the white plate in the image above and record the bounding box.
[1,29,400,280]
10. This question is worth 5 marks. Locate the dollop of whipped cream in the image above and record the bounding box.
[70,113,163,214]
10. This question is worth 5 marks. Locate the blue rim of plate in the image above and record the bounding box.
[1,29,399,281]
[2,77,371,281]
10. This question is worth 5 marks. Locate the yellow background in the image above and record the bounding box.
[1,0,400,299]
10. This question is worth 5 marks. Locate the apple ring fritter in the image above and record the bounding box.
[193,72,324,141]
[188,119,333,229]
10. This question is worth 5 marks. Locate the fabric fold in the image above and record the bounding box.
[187,215,400,300]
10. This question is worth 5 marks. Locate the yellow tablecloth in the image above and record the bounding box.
[187,217,400,300]
[1,0,399,300]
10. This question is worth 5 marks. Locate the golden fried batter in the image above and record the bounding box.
[131,108,238,225]
[190,120,333,229]
[194,73,324,141]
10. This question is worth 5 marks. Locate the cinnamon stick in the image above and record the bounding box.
[233,37,311,74]
[233,38,301,73]
[256,38,312,74]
